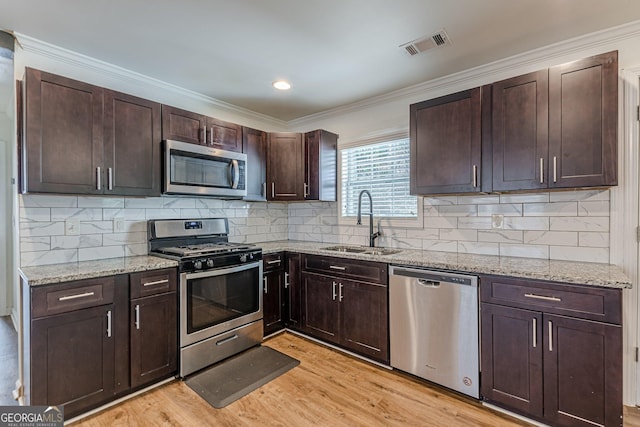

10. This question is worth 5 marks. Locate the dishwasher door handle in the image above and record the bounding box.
[417,279,441,288]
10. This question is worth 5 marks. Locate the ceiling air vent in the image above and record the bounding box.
[400,29,451,56]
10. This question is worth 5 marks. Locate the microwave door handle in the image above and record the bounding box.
[230,159,240,189]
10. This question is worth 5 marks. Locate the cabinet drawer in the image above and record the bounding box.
[263,253,284,272]
[31,277,115,318]
[480,274,621,324]
[130,268,177,299]
[302,254,387,284]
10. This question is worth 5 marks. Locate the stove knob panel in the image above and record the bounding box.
[193,260,203,270]
[206,259,214,268]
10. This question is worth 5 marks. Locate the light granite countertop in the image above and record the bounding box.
[19,256,179,286]
[256,240,632,289]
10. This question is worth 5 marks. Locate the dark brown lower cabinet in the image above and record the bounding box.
[301,272,341,344]
[130,292,177,388]
[263,253,285,336]
[480,274,622,427]
[284,252,302,330]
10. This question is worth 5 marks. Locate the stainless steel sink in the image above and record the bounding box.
[321,246,402,256]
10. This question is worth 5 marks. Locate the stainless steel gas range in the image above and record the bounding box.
[148,218,263,377]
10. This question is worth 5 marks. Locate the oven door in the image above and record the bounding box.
[180,260,262,347]
[164,139,247,197]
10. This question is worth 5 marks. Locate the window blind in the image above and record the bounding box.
[341,138,417,218]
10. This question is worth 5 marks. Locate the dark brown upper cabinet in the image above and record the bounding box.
[305,129,338,201]
[548,51,618,188]
[410,88,483,195]
[491,70,549,192]
[242,126,267,201]
[267,132,304,201]
[161,105,242,152]
[23,68,161,196]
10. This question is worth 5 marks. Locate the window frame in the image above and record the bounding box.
[337,132,423,228]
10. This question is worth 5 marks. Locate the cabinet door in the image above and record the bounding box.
[267,132,304,201]
[161,105,205,144]
[304,130,337,201]
[548,51,617,188]
[480,303,543,417]
[263,269,284,336]
[543,314,622,427]
[285,253,302,329]
[242,127,267,201]
[340,279,388,363]
[24,67,103,194]
[31,304,115,418]
[301,272,340,344]
[206,117,242,152]
[130,293,177,389]
[492,70,549,191]
[104,90,161,196]
[410,88,482,194]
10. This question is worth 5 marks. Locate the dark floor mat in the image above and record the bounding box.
[185,346,299,409]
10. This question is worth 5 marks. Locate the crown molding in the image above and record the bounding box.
[14,32,288,130]
[288,19,640,128]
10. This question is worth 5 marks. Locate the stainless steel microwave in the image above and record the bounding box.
[164,139,247,198]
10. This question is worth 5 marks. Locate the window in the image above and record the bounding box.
[340,137,417,219]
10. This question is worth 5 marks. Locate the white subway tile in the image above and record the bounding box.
[19,208,51,222]
[549,246,609,263]
[79,246,125,262]
[503,217,549,231]
[145,209,181,219]
[523,231,578,246]
[103,232,147,245]
[79,221,113,234]
[424,216,458,229]
[458,241,500,256]
[195,198,225,209]
[457,195,500,205]
[523,202,577,217]
[78,196,124,208]
[21,249,77,267]
[477,204,523,217]
[549,217,609,232]
[578,201,609,217]
[20,222,65,237]
[578,232,610,248]
[437,205,478,217]
[422,240,458,253]
[125,244,148,257]
[103,208,146,220]
[51,208,103,221]
[478,230,523,244]
[500,244,549,259]
[163,197,197,208]
[440,229,478,241]
[51,234,102,249]
[20,237,50,252]
[20,194,78,208]
[457,217,493,230]
[549,189,609,202]
[424,196,457,206]
[500,193,549,204]
[125,197,164,208]
[423,206,439,216]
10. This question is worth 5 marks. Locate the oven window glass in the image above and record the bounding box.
[187,266,260,333]
[170,150,231,188]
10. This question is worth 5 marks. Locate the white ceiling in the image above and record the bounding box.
[2,1,640,121]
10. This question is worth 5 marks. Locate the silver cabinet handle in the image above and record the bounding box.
[59,291,95,301]
[548,320,553,352]
[532,318,537,348]
[134,304,140,330]
[284,272,289,289]
[304,183,309,198]
[96,167,101,190]
[339,283,344,302]
[263,276,268,294]
[329,265,346,271]
[107,167,113,190]
[539,158,544,184]
[201,127,207,144]
[472,165,478,188]
[553,156,557,183]
[210,127,214,144]
[143,279,169,287]
[266,259,282,265]
[524,293,561,302]
[332,281,337,301]
[262,182,267,197]
[271,182,275,198]
[107,310,112,338]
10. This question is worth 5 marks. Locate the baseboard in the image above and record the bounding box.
[481,403,549,427]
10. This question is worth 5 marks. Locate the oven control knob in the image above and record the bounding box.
[239,254,247,263]
[206,259,214,268]
[249,253,254,260]
[193,260,203,270]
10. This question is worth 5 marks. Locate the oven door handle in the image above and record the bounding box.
[182,260,262,280]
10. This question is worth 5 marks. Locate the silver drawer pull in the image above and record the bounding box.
[107,310,112,338]
[134,304,140,330]
[216,334,238,346]
[524,293,561,302]
[329,265,346,271]
[59,291,95,301]
[548,321,553,352]
[143,279,169,287]
[267,259,282,265]
[532,318,537,348]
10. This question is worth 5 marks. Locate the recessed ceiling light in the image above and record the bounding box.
[273,80,291,90]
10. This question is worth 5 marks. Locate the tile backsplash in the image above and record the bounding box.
[287,189,611,264]
[19,189,611,266]
[19,195,288,266]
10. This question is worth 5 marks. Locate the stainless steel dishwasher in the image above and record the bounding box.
[389,265,479,398]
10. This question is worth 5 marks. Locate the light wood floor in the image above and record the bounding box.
[72,332,639,426]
